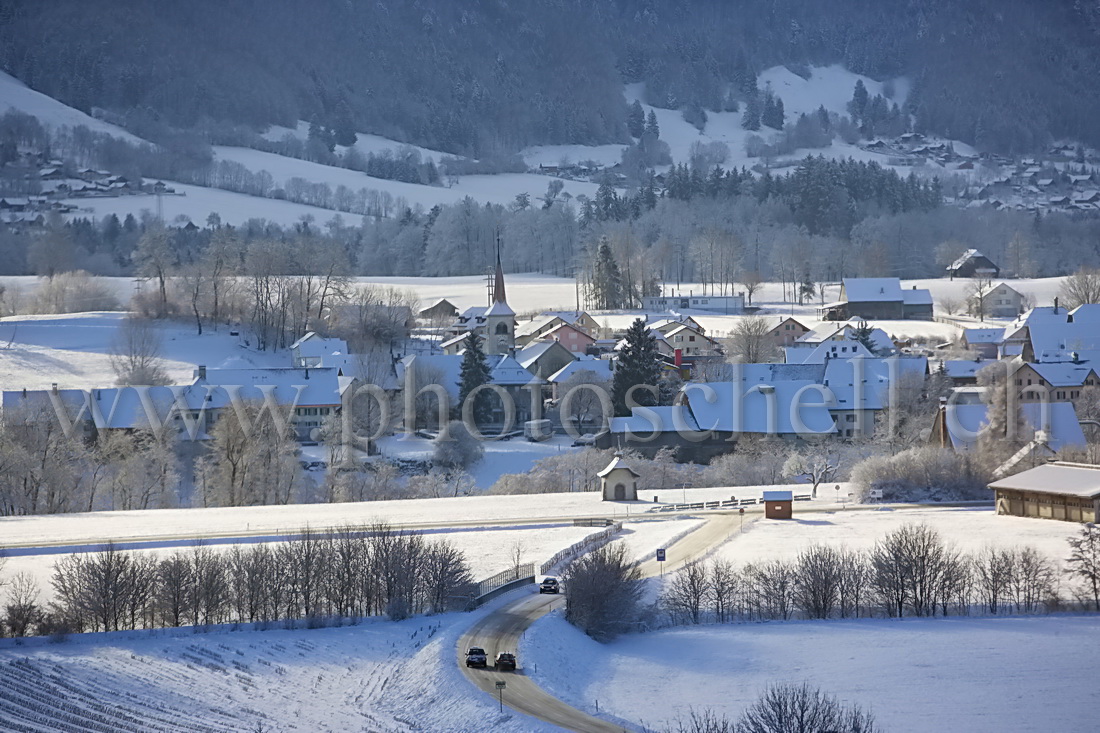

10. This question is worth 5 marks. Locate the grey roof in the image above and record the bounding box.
[989,461,1100,498]
[902,288,933,306]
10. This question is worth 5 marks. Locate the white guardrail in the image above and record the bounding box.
[539,521,623,575]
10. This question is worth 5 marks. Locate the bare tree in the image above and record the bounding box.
[793,545,843,619]
[782,446,840,498]
[965,277,995,321]
[737,682,880,733]
[727,316,778,363]
[562,542,644,641]
[663,561,712,624]
[1059,266,1100,310]
[109,315,170,386]
[509,538,527,579]
[4,572,42,637]
[740,271,764,306]
[1066,523,1100,610]
[433,420,484,471]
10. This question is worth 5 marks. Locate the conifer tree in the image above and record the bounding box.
[457,332,493,425]
[590,239,625,310]
[741,92,762,131]
[645,109,660,139]
[628,100,646,138]
[612,318,661,416]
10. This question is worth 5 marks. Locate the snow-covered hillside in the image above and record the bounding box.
[0,71,141,143]
[0,311,284,390]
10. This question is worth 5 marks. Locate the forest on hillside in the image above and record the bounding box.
[1,0,1099,156]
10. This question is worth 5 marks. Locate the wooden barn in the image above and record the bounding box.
[988,462,1100,523]
[762,490,793,519]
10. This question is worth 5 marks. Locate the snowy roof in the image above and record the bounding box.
[515,315,561,338]
[726,363,826,384]
[683,381,837,435]
[943,360,984,379]
[547,358,613,384]
[290,332,349,359]
[785,340,876,365]
[1029,324,1100,362]
[485,300,515,317]
[943,403,1085,453]
[1028,361,1099,387]
[989,461,1100,498]
[440,333,469,350]
[902,288,933,306]
[1068,304,1100,323]
[539,311,590,326]
[398,354,463,401]
[515,340,559,369]
[842,278,903,303]
[609,405,700,435]
[195,366,347,408]
[490,354,545,385]
[597,454,641,477]
[541,322,595,342]
[947,248,988,271]
[762,490,793,502]
[963,328,1004,344]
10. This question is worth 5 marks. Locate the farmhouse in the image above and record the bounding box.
[989,462,1100,523]
[947,249,1000,279]
[418,298,458,322]
[641,293,745,314]
[823,278,933,321]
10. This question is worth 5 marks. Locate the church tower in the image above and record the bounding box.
[484,250,514,355]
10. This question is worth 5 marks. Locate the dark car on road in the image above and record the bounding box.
[494,652,517,671]
[465,647,488,667]
[539,577,560,594]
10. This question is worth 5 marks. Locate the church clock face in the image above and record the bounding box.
[497,335,510,349]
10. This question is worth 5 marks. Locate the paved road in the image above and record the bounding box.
[457,513,743,732]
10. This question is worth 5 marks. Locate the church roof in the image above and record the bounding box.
[597,454,640,477]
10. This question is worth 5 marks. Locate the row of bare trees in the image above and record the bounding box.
[662,524,1096,625]
[2,524,473,637]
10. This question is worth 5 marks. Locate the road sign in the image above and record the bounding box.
[496,681,506,690]
[738,507,745,515]
[656,548,666,562]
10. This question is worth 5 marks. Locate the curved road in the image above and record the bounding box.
[457,513,742,732]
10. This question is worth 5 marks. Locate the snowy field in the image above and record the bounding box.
[713,505,1080,566]
[0,311,284,390]
[0,591,561,733]
[0,71,139,142]
[523,611,1100,733]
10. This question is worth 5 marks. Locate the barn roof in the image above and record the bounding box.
[842,278,903,303]
[989,462,1100,498]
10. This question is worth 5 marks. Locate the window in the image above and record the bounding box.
[846,414,856,423]
[495,322,509,335]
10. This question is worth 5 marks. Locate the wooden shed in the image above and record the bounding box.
[597,454,639,502]
[988,462,1100,523]
[762,490,793,519]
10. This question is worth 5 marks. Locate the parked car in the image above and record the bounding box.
[494,652,517,671]
[539,577,560,594]
[465,647,488,667]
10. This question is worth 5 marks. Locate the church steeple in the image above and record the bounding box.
[484,236,514,355]
[493,248,507,305]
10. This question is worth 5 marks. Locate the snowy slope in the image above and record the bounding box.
[213,145,601,209]
[60,179,357,228]
[0,311,285,391]
[0,71,141,142]
[262,120,449,163]
[523,611,1099,732]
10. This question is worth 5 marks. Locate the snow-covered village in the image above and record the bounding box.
[1,3,1100,732]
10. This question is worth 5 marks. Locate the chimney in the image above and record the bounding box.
[305,368,310,379]
[51,383,57,394]
[197,365,207,380]
[1054,297,1059,313]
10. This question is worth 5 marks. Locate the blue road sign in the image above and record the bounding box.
[656,548,666,562]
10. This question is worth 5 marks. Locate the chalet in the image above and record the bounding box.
[1015,361,1100,404]
[989,462,1100,523]
[943,359,984,385]
[539,322,596,354]
[515,340,575,381]
[546,358,613,401]
[290,332,348,368]
[761,316,810,350]
[822,278,933,321]
[946,249,1000,279]
[961,328,1004,359]
[662,324,721,357]
[419,298,459,323]
[1074,191,1100,204]
[797,321,895,354]
[985,282,1026,318]
[516,312,596,347]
